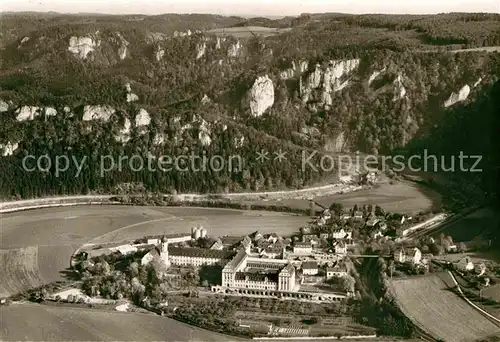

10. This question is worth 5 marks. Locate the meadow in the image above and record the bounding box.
[391,272,500,342]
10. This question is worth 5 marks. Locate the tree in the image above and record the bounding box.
[457,242,467,253]
[329,202,343,215]
[341,275,356,293]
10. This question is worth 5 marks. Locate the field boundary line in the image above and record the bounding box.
[446,271,500,326]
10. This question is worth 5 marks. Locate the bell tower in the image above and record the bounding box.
[160,235,170,268]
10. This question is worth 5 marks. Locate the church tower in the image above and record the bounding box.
[159,235,170,268]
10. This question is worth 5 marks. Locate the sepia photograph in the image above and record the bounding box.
[0,0,499,341]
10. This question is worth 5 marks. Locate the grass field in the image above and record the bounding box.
[391,272,500,342]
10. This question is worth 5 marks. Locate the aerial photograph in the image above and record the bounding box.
[0,0,499,341]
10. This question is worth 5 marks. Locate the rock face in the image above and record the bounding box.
[82,105,114,122]
[300,59,360,105]
[234,135,245,148]
[228,41,242,58]
[115,118,131,143]
[201,94,211,104]
[0,141,19,157]
[155,47,165,61]
[135,108,151,127]
[198,119,212,146]
[444,85,471,107]
[125,83,139,103]
[68,36,100,59]
[393,75,407,101]
[153,133,166,146]
[368,68,385,85]
[196,42,206,59]
[116,32,129,60]
[249,75,275,117]
[16,106,40,121]
[0,100,9,112]
[45,107,57,117]
[280,60,308,80]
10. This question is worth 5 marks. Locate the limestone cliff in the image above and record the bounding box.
[248,75,275,117]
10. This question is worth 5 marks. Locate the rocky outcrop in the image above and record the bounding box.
[324,132,346,152]
[115,118,131,143]
[228,41,242,58]
[68,36,100,59]
[234,135,245,148]
[444,85,471,107]
[16,106,40,121]
[300,59,360,105]
[201,94,211,104]
[45,107,57,117]
[155,46,165,61]
[393,75,407,101]
[135,108,151,127]
[196,42,206,59]
[153,133,166,146]
[125,83,139,103]
[173,30,192,37]
[198,119,212,146]
[82,105,114,122]
[0,100,9,112]
[473,77,483,88]
[249,75,275,117]
[368,68,385,85]
[18,37,30,49]
[0,142,19,157]
[280,60,308,80]
[116,32,129,60]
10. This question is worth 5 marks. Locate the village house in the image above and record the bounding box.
[293,242,312,255]
[352,211,364,221]
[394,247,422,265]
[475,263,487,276]
[339,213,352,221]
[302,261,319,275]
[332,228,352,240]
[319,232,330,240]
[334,241,347,255]
[326,264,348,279]
[365,218,381,228]
[375,221,388,231]
[302,234,321,246]
[455,257,474,272]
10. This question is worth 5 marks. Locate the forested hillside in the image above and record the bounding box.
[0,12,498,200]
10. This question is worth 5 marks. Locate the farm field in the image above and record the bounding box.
[483,284,500,303]
[237,181,440,215]
[391,272,500,342]
[0,247,45,297]
[0,303,244,341]
[207,26,291,38]
[314,181,440,214]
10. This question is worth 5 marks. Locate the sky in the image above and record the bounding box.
[1,0,499,16]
